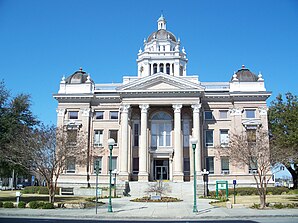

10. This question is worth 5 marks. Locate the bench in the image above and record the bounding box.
[60,187,74,195]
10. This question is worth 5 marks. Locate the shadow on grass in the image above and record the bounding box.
[286,197,298,202]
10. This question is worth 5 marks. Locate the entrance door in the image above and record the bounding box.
[154,159,169,180]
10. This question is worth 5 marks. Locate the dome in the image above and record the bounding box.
[65,68,91,84]
[147,29,177,42]
[233,65,258,82]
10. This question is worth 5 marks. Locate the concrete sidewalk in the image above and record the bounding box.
[0,195,298,220]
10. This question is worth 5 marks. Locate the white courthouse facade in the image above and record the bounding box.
[54,16,271,190]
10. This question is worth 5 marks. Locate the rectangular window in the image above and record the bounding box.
[93,157,102,174]
[67,129,77,146]
[206,157,214,174]
[109,130,118,146]
[183,120,190,147]
[94,130,103,147]
[219,110,228,119]
[133,123,139,147]
[66,157,76,173]
[95,111,104,120]
[132,158,139,174]
[110,111,118,120]
[249,159,258,174]
[69,111,78,119]
[221,157,230,174]
[151,123,171,148]
[204,111,213,120]
[246,109,256,118]
[184,158,190,173]
[247,129,256,143]
[108,157,117,172]
[205,130,214,147]
[220,130,229,147]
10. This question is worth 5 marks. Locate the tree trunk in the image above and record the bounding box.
[259,191,266,209]
[48,183,56,203]
[286,165,298,189]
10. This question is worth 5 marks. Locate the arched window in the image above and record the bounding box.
[153,64,157,74]
[166,63,170,74]
[151,112,172,148]
[180,65,183,76]
[160,64,164,73]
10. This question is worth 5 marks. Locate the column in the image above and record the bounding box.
[172,104,183,182]
[191,104,202,177]
[138,104,149,182]
[119,104,130,179]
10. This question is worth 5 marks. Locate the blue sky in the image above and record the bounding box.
[0,0,298,126]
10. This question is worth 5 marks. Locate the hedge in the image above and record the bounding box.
[18,201,26,208]
[41,202,55,209]
[29,201,40,209]
[23,186,59,195]
[3,202,14,208]
[209,187,291,197]
[0,201,3,208]
[28,201,55,209]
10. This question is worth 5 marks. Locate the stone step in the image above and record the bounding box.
[126,181,205,199]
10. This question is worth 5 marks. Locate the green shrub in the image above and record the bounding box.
[273,203,284,209]
[28,201,40,209]
[41,202,54,209]
[287,189,298,195]
[3,202,14,208]
[23,186,40,194]
[38,187,49,194]
[0,201,3,208]
[286,203,295,208]
[18,201,26,208]
[251,203,260,209]
[267,187,289,195]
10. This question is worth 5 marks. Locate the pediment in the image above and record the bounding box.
[117,73,204,92]
[242,119,262,129]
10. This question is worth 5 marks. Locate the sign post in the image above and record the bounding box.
[216,181,228,198]
[233,180,237,204]
[16,191,21,207]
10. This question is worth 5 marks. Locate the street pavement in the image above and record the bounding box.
[0,194,298,221]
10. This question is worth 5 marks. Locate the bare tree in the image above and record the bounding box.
[145,181,171,197]
[30,125,88,203]
[219,128,274,209]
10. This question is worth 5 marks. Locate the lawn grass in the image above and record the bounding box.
[211,194,298,207]
[0,190,94,204]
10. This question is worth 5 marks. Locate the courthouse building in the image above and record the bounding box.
[54,16,271,190]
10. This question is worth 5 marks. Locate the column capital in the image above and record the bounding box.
[80,108,91,117]
[139,104,149,113]
[229,107,243,116]
[56,108,66,117]
[120,104,130,113]
[172,104,182,113]
[191,104,201,113]
[258,106,268,116]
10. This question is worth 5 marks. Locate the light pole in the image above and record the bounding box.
[202,168,209,197]
[107,138,115,213]
[112,169,119,198]
[190,137,198,213]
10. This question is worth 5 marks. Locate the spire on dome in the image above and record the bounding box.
[157,14,166,30]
